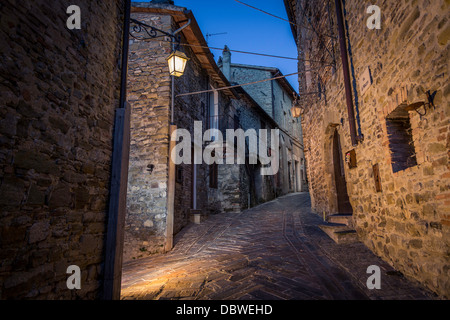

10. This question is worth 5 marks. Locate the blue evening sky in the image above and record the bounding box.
[140,0,299,92]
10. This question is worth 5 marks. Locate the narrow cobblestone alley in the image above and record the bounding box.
[120,193,435,300]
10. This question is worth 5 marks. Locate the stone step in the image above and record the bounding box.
[319,222,349,232]
[326,214,353,227]
[332,229,358,244]
[318,222,359,244]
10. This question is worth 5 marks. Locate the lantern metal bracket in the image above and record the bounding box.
[403,90,437,119]
[130,18,181,47]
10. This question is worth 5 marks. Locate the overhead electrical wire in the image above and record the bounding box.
[177,39,298,60]
[207,45,297,61]
[175,69,329,97]
[233,0,336,39]
[231,0,339,92]
[234,0,297,27]
[127,39,333,97]
[132,36,331,65]
[296,0,336,62]
[179,41,330,64]
[176,71,300,97]
[129,2,338,98]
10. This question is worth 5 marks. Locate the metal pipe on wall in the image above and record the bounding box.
[103,0,131,300]
[166,18,191,252]
[334,0,357,146]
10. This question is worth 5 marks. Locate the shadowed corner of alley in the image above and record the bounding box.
[120,192,436,300]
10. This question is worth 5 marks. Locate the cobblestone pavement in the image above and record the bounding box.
[120,193,436,300]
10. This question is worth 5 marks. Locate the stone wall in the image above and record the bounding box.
[227,63,304,145]
[271,78,305,194]
[173,31,218,227]
[125,12,173,261]
[272,79,294,137]
[231,66,274,117]
[0,0,126,298]
[220,56,307,197]
[229,97,277,206]
[289,0,450,297]
[125,7,241,261]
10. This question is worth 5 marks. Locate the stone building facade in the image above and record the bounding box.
[0,0,127,299]
[224,87,280,207]
[124,2,283,261]
[285,0,450,297]
[125,3,230,260]
[218,50,307,195]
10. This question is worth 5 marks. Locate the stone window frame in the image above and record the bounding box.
[380,85,425,176]
[385,116,417,173]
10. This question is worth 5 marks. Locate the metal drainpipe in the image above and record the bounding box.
[334,0,357,146]
[342,0,363,142]
[103,0,131,300]
[119,0,131,109]
[166,18,191,252]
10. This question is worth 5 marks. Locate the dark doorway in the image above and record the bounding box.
[191,145,197,210]
[332,130,353,214]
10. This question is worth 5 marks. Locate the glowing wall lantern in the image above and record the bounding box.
[291,105,303,118]
[166,50,189,77]
[291,93,303,118]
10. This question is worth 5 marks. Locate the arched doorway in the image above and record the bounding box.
[332,129,352,214]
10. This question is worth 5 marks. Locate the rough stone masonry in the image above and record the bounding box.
[0,0,126,299]
[285,0,450,298]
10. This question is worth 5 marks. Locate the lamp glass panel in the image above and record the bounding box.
[291,106,301,118]
[167,51,188,77]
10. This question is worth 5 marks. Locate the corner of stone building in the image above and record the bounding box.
[124,8,174,261]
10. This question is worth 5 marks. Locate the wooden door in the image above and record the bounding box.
[332,130,353,214]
